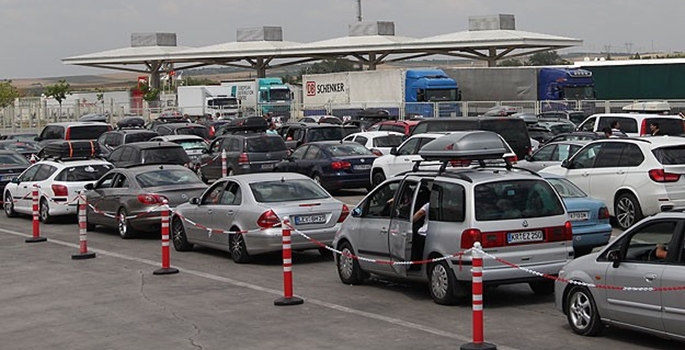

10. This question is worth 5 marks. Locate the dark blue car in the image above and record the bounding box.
[273,141,377,192]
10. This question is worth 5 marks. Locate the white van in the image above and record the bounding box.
[576,113,685,137]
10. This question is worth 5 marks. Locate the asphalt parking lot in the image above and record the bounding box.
[0,190,678,350]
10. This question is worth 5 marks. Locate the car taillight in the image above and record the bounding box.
[209,126,216,138]
[137,194,167,205]
[65,128,71,140]
[238,152,249,165]
[506,155,518,164]
[547,222,573,242]
[480,231,505,248]
[449,159,472,167]
[337,204,350,223]
[640,119,647,136]
[331,161,351,170]
[598,207,610,220]
[257,209,280,228]
[370,148,383,157]
[460,228,482,249]
[649,169,681,182]
[51,184,69,197]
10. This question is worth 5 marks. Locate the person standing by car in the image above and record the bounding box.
[610,120,627,137]
[650,122,661,136]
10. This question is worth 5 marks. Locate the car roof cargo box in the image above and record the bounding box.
[40,140,101,160]
[352,108,396,120]
[622,101,671,114]
[419,131,507,161]
[222,116,268,133]
[79,113,108,123]
[117,116,146,129]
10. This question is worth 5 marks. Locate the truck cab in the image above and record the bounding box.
[257,78,292,119]
[404,69,460,118]
[539,68,595,101]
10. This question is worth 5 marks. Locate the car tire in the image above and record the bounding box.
[4,192,17,218]
[230,231,251,263]
[371,170,386,188]
[336,241,368,285]
[614,192,642,230]
[566,286,604,336]
[318,246,333,259]
[529,279,555,295]
[39,198,54,224]
[117,208,135,239]
[574,246,593,257]
[196,167,207,183]
[171,216,193,252]
[428,261,459,305]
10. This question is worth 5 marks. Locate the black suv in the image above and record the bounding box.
[35,122,112,147]
[278,122,360,149]
[194,133,288,183]
[410,117,532,159]
[151,122,210,140]
[97,129,159,156]
[106,141,191,168]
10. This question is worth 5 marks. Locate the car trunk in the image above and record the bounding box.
[142,185,207,207]
[269,201,342,230]
[334,155,376,173]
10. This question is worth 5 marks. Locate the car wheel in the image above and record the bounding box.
[615,192,642,230]
[171,216,193,251]
[529,279,555,295]
[39,198,54,224]
[372,170,386,188]
[336,241,368,285]
[318,246,333,259]
[4,192,17,217]
[230,231,251,263]
[428,261,459,305]
[566,286,604,336]
[196,167,207,183]
[117,208,135,239]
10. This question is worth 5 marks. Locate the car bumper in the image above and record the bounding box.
[321,173,371,190]
[47,202,79,216]
[571,224,612,249]
[450,258,570,284]
[242,226,339,256]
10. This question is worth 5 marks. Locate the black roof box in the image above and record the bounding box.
[39,140,101,160]
[117,116,145,129]
[79,113,108,123]
[222,116,268,133]
[418,131,507,161]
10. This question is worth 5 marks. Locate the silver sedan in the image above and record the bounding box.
[171,172,349,263]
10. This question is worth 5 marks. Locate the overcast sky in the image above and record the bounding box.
[1,0,684,79]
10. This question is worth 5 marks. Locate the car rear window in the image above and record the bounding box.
[141,147,190,165]
[125,132,158,143]
[549,124,575,134]
[175,139,207,151]
[373,135,404,148]
[55,164,113,182]
[326,143,374,156]
[246,136,287,152]
[653,145,685,165]
[1,142,40,153]
[175,126,210,139]
[250,179,330,203]
[68,125,112,140]
[307,127,345,142]
[475,180,564,221]
[647,118,684,136]
[136,168,204,188]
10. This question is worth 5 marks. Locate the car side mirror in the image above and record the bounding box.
[84,183,94,190]
[351,207,362,217]
[189,197,200,205]
[524,155,532,161]
[10,177,20,184]
[561,159,570,168]
[34,136,42,141]
[608,249,621,268]
[390,147,398,155]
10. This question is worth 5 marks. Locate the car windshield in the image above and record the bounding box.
[175,139,207,151]
[55,163,113,181]
[246,137,286,152]
[0,153,30,165]
[326,143,374,156]
[136,168,204,188]
[549,124,575,135]
[475,180,565,221]
[653,145,685,165]
[307,127,345,142]
[373,135,405,148]
[69,125,111,140]
[544,177,587,198]
[141,147,190,165]
[250,179,330,203]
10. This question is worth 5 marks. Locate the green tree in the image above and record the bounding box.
[525,51,570,66]
[138,81,160,108]
[0,80,21,108]
[43,80,71,120]
[179,76,218,86]
[498,58,524,67]
[300,59,361,76]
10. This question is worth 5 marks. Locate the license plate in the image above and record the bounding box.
[507,230,544,244]
[354,164,371,170]
[261,163,275,170]
[294,214,326,225]
[569,211,589,221]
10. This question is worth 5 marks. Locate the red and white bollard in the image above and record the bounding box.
[72,192,95,260]
[461,242,497,350]
[25,184,47,243]
[154,199,179,275]
[221,149,227,178]
[274,216,304,306]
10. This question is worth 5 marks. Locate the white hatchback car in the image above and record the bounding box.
[4,159,113,223]
[342,131,405,156]
[544,136,685,229]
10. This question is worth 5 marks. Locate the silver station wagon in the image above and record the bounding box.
[333,131,574,305]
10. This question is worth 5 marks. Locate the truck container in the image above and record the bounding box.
[176,85,240,119]
[302,68,460,119]
[221,78,292,119]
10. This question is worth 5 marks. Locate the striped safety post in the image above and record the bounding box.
[153,199,179,275]
[461,242,497,350]
[72,192,95,260]
[25,184,47,243]
[274,216,304,306]
[221,149,227,177]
